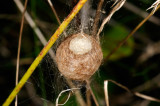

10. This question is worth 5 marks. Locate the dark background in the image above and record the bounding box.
[0,0,160,106]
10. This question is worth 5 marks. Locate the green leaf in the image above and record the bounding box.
[102,24,134,60]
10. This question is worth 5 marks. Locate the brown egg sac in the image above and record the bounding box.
[56,33,103,81]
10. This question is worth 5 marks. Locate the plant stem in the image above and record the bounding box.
[104,81,109,106]
[104,4,160,62]
[66,79,87,106]
[15,0,28,106]
[92,0,104,40]
[47,0,61,25]
[86,80,99,106]
[107,80,160,102]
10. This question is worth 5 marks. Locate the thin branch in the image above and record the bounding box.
[86,88,91,106]
[90,87,99,106]
[104,4,160,62]
[124,2,160,26]
[97,0,126,37]
[47,0,67,37]
[86,80,99,106]
[47,0,61,25]
[147,0,160,13]
[104,81,109,106]
[107,80,160,102]
[66,79,87,106]
[14,0,56,63]
[15,0,28,106]
[56,88,79,106]
[135,92,160,102]
[92,0,104,40]
[107,80,131,93]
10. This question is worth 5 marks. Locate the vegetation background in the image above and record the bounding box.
[0,0,160,106]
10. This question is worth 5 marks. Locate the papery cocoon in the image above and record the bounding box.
[56,33,103,81]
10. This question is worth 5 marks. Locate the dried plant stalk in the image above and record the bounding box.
[56,88,79,106]
[107,80,160,102]
[104,4,160,62]
[104,81,109,106]
[66,78,87,106]
[86,80,99,106]
[86,89,91,106]
[147,0,160,13]
[97,0,126,37]
[47,0,61,25]
[15,0,28,106]
[92,0,104,40]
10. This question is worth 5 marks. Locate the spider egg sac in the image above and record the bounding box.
[56,33,103,81]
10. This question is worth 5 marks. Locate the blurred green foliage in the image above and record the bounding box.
[102,24,134,60]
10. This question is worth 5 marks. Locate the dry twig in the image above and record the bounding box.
[47,0,61,25]
[86,88,91,106]
[15,0,28,106]
[104,81,109,106]
[147,0,160,13]
[104,4,160,62]
[92,0,104,40]
[66,79,87,106]
[47,0,68,37]
[124,2,160,26]
[86,80,99,106]
[107,80,160,102]
[56,88,79,106]
[97,0,126,37]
